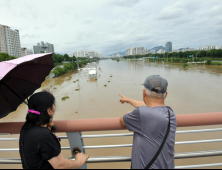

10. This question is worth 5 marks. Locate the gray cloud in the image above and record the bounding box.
[0,0,221,56]
[108,0,142,8]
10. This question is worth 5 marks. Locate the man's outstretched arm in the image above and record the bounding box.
[119,94,145,108]
[120,115,126,126]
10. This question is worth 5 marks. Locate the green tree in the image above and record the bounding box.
[0,53,17,62]
[64,54,69,61]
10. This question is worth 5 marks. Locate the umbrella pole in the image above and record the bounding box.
[1,82,28,105]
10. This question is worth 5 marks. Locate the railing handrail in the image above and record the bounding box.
[1,137,222,151]
[1,128,222,140]
[0,112,222,134]
[1,149,222,164]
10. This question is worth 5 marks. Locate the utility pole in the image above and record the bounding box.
[77,59,79,87]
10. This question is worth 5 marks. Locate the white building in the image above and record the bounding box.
[21,48,33,57]
[182,48,197,52]
[0,24,21,57]
[172,49,180,52]
[127,47,146,55]
[70,50,101,58]
[126,48,133,55]
[156,49,165,54]
[33,41,54,54]
[115,53,121,58]
[150,49,156,54]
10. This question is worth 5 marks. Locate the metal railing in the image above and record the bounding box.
[0,112,222,169]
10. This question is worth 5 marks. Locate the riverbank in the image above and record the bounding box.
[50,60,90,76]
[118,57,222,66]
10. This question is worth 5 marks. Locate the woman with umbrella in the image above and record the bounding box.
[0,53,89,169]
[20,91,89,169]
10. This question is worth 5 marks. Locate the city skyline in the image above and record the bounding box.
[0,0,222,56]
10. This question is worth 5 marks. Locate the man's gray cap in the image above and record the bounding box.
[142,75,168,94]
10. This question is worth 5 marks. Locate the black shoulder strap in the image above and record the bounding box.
[145,109,171,169]
[19,124,30,169]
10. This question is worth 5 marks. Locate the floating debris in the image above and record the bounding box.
[104,85,107,87]
[73,81,76,83]
[110,76,113,77]
[95,79,97,81]
[76,112,78,114]
[53,87,57,89]
[75,89,79,91]
[108,81,110,83]
[62,96,69,100]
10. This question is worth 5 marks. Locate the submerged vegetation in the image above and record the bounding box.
[51,60,89,76]
[183,63,189,68]
[51,54,100,76]
[62,96,69,100]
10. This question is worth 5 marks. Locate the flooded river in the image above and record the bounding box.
[1,60,222,169]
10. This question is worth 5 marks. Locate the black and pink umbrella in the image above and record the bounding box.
[0,53,54,119]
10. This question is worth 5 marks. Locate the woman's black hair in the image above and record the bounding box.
[26,91,55,126]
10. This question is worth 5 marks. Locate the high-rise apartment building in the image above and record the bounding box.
[127,47,146,55]
[33,41,54,54]
[165,42,172,52]
[0,24,21,57]
[69,50,101,58]
[21,48,33,57]
[126,48,133,55]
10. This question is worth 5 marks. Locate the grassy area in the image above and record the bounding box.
[211,61,222,65]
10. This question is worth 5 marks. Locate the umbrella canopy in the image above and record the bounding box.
[0,53,54,119]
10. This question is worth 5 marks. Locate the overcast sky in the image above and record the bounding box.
[1,0,222,56]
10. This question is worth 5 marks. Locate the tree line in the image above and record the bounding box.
[123,49,222,59]
[51,54,100,76]
[0,53,17,62]
[50,60,89,76]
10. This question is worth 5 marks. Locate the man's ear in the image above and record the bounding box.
[143,89,147,99]
[165,92,168,99]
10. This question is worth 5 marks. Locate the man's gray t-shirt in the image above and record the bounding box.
[123,106,177,169]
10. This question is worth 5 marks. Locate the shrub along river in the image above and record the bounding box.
[1,60,222,169]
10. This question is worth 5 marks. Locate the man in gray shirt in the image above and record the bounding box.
[119,75,177,169]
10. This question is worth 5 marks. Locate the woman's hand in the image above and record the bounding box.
[119,94,129,104]
[75,153,89,167]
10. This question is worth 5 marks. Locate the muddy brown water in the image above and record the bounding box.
[0,60,222,169]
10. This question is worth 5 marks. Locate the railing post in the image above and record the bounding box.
[67,132,87,169]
